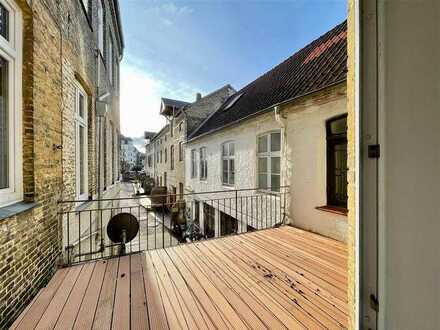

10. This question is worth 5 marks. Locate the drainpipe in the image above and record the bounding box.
[274,105,289,224]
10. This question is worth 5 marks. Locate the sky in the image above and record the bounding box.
[119,0,347,139]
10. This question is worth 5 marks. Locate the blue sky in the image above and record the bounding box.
[119,0,347,137]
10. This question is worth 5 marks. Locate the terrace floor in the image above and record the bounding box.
[11,226,348,329]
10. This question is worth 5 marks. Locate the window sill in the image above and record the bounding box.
[0,201,38,221]
[315,205,348,216]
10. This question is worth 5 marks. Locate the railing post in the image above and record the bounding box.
[235,190,238,225]
[162,202,165,248]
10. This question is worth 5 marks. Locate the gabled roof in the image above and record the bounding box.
[161,98,191,109]
[189,20,347,140]
[184,85,236,136]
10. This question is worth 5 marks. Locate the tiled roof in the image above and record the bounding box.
[190,20,347,140]
[161,98,190,109]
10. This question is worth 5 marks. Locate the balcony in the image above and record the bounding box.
[11,226,347,329]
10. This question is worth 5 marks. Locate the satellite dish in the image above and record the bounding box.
[107,213,139,247]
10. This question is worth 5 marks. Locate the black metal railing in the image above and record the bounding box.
[58,186,289,265]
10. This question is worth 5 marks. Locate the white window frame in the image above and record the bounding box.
[190,149,197,178]
[221,141,235,186]
[257,131,281,192]
[75,81,88,200]
[0,0,22,207]
[199,147,207,181]
[97,0,104,55]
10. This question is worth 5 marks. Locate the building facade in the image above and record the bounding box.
[121,135,142,171]
[0,0,123,326]
[186,22,348,242]
[144,85,235,199]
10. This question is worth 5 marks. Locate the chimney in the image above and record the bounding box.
[196,93,202,101]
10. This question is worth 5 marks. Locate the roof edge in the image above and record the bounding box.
[188,80,346,143]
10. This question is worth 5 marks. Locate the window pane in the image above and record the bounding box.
[271,175,280,192]
[258,157,267,173]
[258,135,268,153]
[229,159,234,184]
[222,160,228,183]
[0,57,8,189]
[229,143,234,156]
[0,4,9,41]
[271,132,281,152]
[79,126,85,195]
[258,174,267,190]
[222,144,227,157]
[271,157,280,174]
[330,116,347,135]
[79,93,85,119]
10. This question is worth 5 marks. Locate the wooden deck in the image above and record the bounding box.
[11,226,348,329]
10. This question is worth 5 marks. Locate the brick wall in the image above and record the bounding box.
[0,0,122,327]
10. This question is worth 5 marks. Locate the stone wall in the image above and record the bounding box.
[0,0,122,327]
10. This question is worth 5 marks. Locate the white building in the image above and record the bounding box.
[185,21,348,242]
[121,136,141,170]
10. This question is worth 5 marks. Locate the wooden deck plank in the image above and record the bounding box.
[130,254,150,330]
[164,248,231,329]
[189,242,291,329]
[222,236,348,327]
[14,268,69,330]
[156,248,213,329]
[252,232,347,285]
[92,257,119,330]
[141,253,170,330]
[149,250,193,329]
[169,246,248,330]
[112,255,131,330]
[9,291,42,330]
[232,234,347,301]
[14,226,348,330]
[35,265,83,330]
[204,239,308,329]
[214,237,334,329]
[178,244,268,330]
[259,229,348,271]
[271,228,348,265]
[54,262,95,330]
[73,259,108,330]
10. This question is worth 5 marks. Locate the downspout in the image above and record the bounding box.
[274,105,290,224]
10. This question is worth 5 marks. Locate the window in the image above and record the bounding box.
[190,149,197,178]
[160,150,162,163]
[326,115,348,208]
[97,0,104,54]
[170,145,174,170]
[0,0,22,207]
[223,93,243,111]
[164,147,167,163]
[103,120,107,189]
[199,147,207,180]
[203,203,215,238]
[220,212,238,236]
[179,141,183,161]
[257,131,281,192]
[221,142,235,185]
[75,82,88,200]
[164,172,167,187]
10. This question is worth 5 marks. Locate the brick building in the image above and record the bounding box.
[145,86,235,199]
[0,0,123,326]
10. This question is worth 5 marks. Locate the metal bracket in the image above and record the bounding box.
[368,144,380,158]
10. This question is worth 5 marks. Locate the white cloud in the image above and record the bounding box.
[120,59,202,137]
[144,2,194,27]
